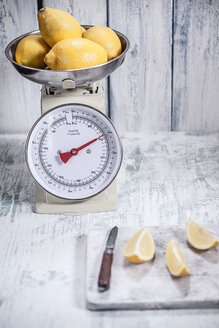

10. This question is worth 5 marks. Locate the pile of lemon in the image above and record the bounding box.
[15,7,122,70]
[123,219,218,277]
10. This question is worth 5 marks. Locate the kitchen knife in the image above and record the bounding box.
[98,226,118,292]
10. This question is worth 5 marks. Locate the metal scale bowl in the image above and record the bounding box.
[5,26,129,87]
[5,27,129,215]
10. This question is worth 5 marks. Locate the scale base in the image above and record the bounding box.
[35,81,118,215]
[35,181,118,215]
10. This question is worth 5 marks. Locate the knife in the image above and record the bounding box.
[98,226,118,292]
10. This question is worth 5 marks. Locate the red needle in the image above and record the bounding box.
[59,134,105,164]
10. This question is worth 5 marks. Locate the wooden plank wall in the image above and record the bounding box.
[0,0,218,134]
[0,0,40,134]
[108,0,172,132]
[173,0,219,132]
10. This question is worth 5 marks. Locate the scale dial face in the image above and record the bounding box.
[26,104,123,200]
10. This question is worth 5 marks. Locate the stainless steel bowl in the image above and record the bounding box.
[5,26,129,87]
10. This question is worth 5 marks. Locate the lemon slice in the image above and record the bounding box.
[123,227,155,263]
[186,219,218,250]
[166,240,190,277]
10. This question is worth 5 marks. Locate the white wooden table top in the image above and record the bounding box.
[0,132,219,327]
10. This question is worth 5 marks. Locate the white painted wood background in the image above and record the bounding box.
[173,0,219,132]
[0,0,40,133]
[0,0,219,133]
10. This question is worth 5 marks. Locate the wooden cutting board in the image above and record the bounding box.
[86,226,219,310]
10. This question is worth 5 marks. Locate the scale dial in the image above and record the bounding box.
[26,104,122,200]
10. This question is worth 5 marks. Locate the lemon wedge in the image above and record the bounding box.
[186,219,218,250]
[123,227,155,263]
[166,240,190,277]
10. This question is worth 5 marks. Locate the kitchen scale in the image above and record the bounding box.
[5,27,129,215]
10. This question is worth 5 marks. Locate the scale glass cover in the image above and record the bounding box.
[26,103,123,201]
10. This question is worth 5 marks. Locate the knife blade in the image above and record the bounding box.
[98,226,118,292]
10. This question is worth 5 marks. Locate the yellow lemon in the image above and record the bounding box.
[44,38,107,70]
[186,219,218,250]
[83,25,122,61]
[123,227,155,263]
[80,26,86,34]
[15,34,50,68]
[166,240,190,277]
[38,7,82,47]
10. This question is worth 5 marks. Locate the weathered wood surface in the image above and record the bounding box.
[108,0,172,132]
[43,0,106,25]
[0,0,40,133]
[172,0,219,132]
[0,133,219,327]
[0,132,218,224]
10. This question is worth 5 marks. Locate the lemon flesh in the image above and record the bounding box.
[15,35,50,68]
[123,227,155,263]
[166,240,190,277]
[83,25,122,61]
[186,219,218,250]
[38,7,82,47]
[44,38,107,70]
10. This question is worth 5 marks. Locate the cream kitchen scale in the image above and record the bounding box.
[5,27,129,215]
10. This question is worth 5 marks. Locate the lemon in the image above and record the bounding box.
[123,227,155,263]
[15,35,50,68]
[166,240,190,277]
[186,219,218,250]
[80,26,86,34]
[44,38,107,70]
[83,25,122,61]
[38,7,82,47]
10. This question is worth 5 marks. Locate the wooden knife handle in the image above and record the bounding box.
[98,252,113,291]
